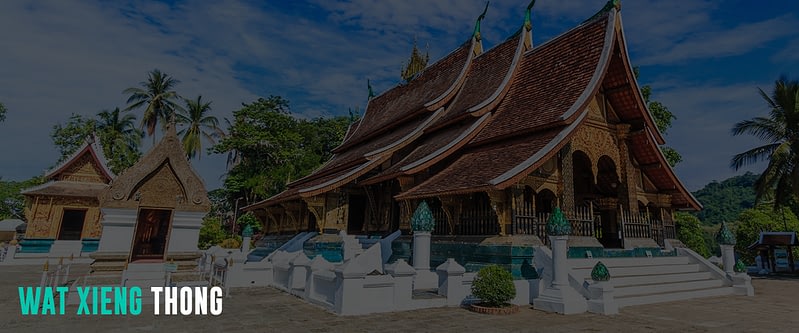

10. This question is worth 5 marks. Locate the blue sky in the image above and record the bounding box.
[0,0,797,192]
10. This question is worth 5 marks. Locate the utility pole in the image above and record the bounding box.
[233,197,244,236]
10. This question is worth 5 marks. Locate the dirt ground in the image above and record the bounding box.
[1,264,797,332]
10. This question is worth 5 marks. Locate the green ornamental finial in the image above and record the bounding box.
[591,261,610,282]
[367,79,375,99]
[734,259,747,273]
[411,201,435,232]
[524,0,536,31]
[546,207,571,236]
[715,221,736,245]
[242,225,253,238]
[584,0,621,23]
[473,1,490,40]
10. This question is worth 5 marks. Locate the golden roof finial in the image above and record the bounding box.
[401,37,430,83]
[43,260,49,272]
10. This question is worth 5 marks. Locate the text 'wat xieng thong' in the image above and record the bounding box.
[245,1,701,252]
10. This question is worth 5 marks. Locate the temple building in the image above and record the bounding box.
[19,136,113,258]
[245,3,700,258]
[91,124,210,271]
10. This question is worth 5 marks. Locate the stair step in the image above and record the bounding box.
[569,256,691,269]
[615,279,725,297]
[574,263,701,278]
[616,287,735,308]
[610,272,713,287]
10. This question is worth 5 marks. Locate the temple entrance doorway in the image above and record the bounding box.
[596,155,621,248]
[58,209,86,241]
[347,194,367,234]
[130,208,172,262]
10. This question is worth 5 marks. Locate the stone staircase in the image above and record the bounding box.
[569,255,734,308]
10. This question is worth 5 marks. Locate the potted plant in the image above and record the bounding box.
[469,265,519,314]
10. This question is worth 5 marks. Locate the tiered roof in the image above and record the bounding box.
[251,4,701,211]
[22,135,114,198]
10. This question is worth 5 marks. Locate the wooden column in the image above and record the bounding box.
[616,124,638,212]
[560,143,575,211]
[303,195,326,233]
[487,189,511,236]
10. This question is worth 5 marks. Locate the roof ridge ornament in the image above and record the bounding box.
[472,1,490,41]
[524,0,536,32]
[584,0,620,23]
[367,79,376,100]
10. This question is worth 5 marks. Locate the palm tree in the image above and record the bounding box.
[123,69,182,142]
[176,95,220,159]
[96,108,143,173]
[731,77,799,211]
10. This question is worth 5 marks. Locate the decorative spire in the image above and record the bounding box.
[591,261,610,281]
[734,259,747,273]
[400,38,429,83]
[473,1,490,41]
[524,0,536,32]
[410,200,435,232]
[242,224,253,238]
[715,221,736,245]
[546,207,572,236]
[584,0,621,23]
[367,79,375,99]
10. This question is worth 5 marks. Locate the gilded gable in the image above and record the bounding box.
[58,153,107,183]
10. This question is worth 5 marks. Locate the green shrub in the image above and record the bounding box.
[471,265,516,307]
[219,237,242,249]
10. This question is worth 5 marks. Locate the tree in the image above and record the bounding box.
[635,68,682,166]
[123,69,182,141]
[674,212,711,258]
[0,177,45,220]
[176,95,220,160]
[0,102,6,122]
[734,205,799,263]
[691,172,758,225]
[198,216,227,250]
[51,111,142,174]
[731,77,799,214]
[51,114,97,160]
[96,108,143,174]
[212,96,354,204]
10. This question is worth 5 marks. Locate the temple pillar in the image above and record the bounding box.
[487,189,511,236]
[303,195,326,233]
[616,124,638,212]
[560,144,575,211]
[439,196,461,235]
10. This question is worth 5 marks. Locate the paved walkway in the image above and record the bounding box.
[1,264,797,332]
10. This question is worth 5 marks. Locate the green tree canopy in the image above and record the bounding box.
[212,96,354,205]
[176,95,220,160]
[51,110,142,174]
[0,177,45,220]
[731,76,799,215]
[675,212,711,257]
[123,69,183,141]
[691,172,758,225]
[635,67,681,166]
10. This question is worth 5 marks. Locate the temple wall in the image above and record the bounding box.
[167,211,204,252]
[96,208,137,253]
[25,196,102,240]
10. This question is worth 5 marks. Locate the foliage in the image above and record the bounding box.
[236,211,262,234]
[0,101,6,122]
[219,237,242,249]
[96,108,143,174]
[51,110,142,174]
[731,77,799,215]
[176,95,220,160]
[212,96,354,203]
[0,177,45,220]
[635,68,681,167]
[471,265,516,307]
[734,205,799,263]
[691,172,758,225]
[198,216,227,250]
[674,212,710,257]
[123,69,183,140]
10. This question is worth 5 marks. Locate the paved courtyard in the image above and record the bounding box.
[1,264,797,332]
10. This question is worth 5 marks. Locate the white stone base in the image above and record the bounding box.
[533,285,587,314]
[413,269,438,290]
